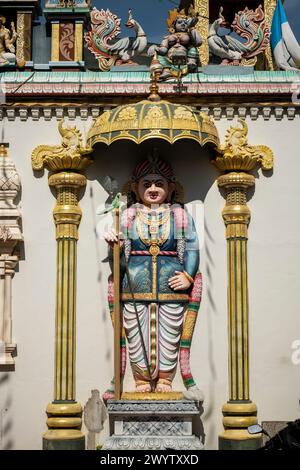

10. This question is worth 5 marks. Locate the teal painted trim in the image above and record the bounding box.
[2,70,300,84]
[49,61,85,68]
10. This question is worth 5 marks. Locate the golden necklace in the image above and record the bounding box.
[137,207,171,249]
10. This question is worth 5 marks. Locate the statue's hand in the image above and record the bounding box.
[104,228,121,246]
[168,271,191,291]
[148,44,157,57]
[190,28,202,47]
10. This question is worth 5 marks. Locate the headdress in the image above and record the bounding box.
[132,151,175,182]
[123,151,184,205]
[166,6,197,32]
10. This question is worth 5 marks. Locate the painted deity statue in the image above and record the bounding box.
[148,7,202,80]
[104,154,203,399]
[0,16,17,67]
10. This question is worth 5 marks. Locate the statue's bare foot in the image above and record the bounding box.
[155,382,172,393]
[136,383,151,393]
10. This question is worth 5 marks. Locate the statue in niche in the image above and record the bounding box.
[148,7,202,80]
[103,152,203,399]
[208,6,270,66]
[0,16,17,67]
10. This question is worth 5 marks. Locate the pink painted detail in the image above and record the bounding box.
[121,207,136,229]
[107,274,114,303]
[103,390,114,402]
[180,348,192,379]
[130,250,177,256]
[5,82,295,97]
[189,273,203,302]
[173,207,188,229]
[121,344,126,376]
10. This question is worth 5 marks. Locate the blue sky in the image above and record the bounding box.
[93,0,300,44]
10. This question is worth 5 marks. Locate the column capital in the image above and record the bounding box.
[31,119,93,174]
[213,119,274,174]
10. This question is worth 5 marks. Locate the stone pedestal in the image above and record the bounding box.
[103,400,203,450]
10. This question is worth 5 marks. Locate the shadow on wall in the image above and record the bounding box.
[0,373,14,450]
[86,139,218,207]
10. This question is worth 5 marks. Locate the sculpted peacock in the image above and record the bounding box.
[208,6,271,66]
[84,8,148,72]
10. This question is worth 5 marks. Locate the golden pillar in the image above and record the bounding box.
[213,120,274,450]
[74,21,84,62]
[32,120,93,450]
[51,21,60,62]
[194,0,209,66]
[264,0,277,70]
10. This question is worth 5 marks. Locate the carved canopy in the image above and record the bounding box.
[87,100,220,148]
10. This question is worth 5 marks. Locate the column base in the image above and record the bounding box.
[43,402,85,450]
[43,430,85,450]
[219,432,262,450]
[219,402,262,450]
[0,343,17,370]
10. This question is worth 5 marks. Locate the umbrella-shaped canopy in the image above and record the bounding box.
[87,99,220,148]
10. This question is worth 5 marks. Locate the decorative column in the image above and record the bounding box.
[264,0,277,70]
[16,11,33,68]
[0,1,41,69]
[212,120,274,450]
[0,143,23,370]
[44,1,90,69]
[194,0,209,66]
[32,120,93,450]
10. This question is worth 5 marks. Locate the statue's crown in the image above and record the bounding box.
[166,6,197,31]
[166,8,187,29]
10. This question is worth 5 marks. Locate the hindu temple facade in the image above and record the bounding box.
[0,0,299,451]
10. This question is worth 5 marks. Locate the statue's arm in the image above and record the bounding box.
[4,27,16,52]
[190,29,202,48]
[10,23,17,44]
[148,37,169,56]
[183,214,200,279]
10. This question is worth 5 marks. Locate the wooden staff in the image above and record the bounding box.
[113,207,121,400]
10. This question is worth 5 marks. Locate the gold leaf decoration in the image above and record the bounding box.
[32,120,93,172]
[214,119,274,172]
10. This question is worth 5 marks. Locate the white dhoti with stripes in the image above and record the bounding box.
[123,302,185,383]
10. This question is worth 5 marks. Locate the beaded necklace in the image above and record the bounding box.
[137,207,171,253]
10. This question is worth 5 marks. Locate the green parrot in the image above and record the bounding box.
[97,192,122,215]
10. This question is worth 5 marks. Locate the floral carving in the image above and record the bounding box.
[59,23,74,61]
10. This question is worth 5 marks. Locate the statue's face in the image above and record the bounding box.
[175,18,188,32]
[135,174,170,206]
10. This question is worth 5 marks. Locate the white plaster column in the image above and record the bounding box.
[0,143,23,369]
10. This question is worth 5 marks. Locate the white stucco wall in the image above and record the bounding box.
[0,113,299,450]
